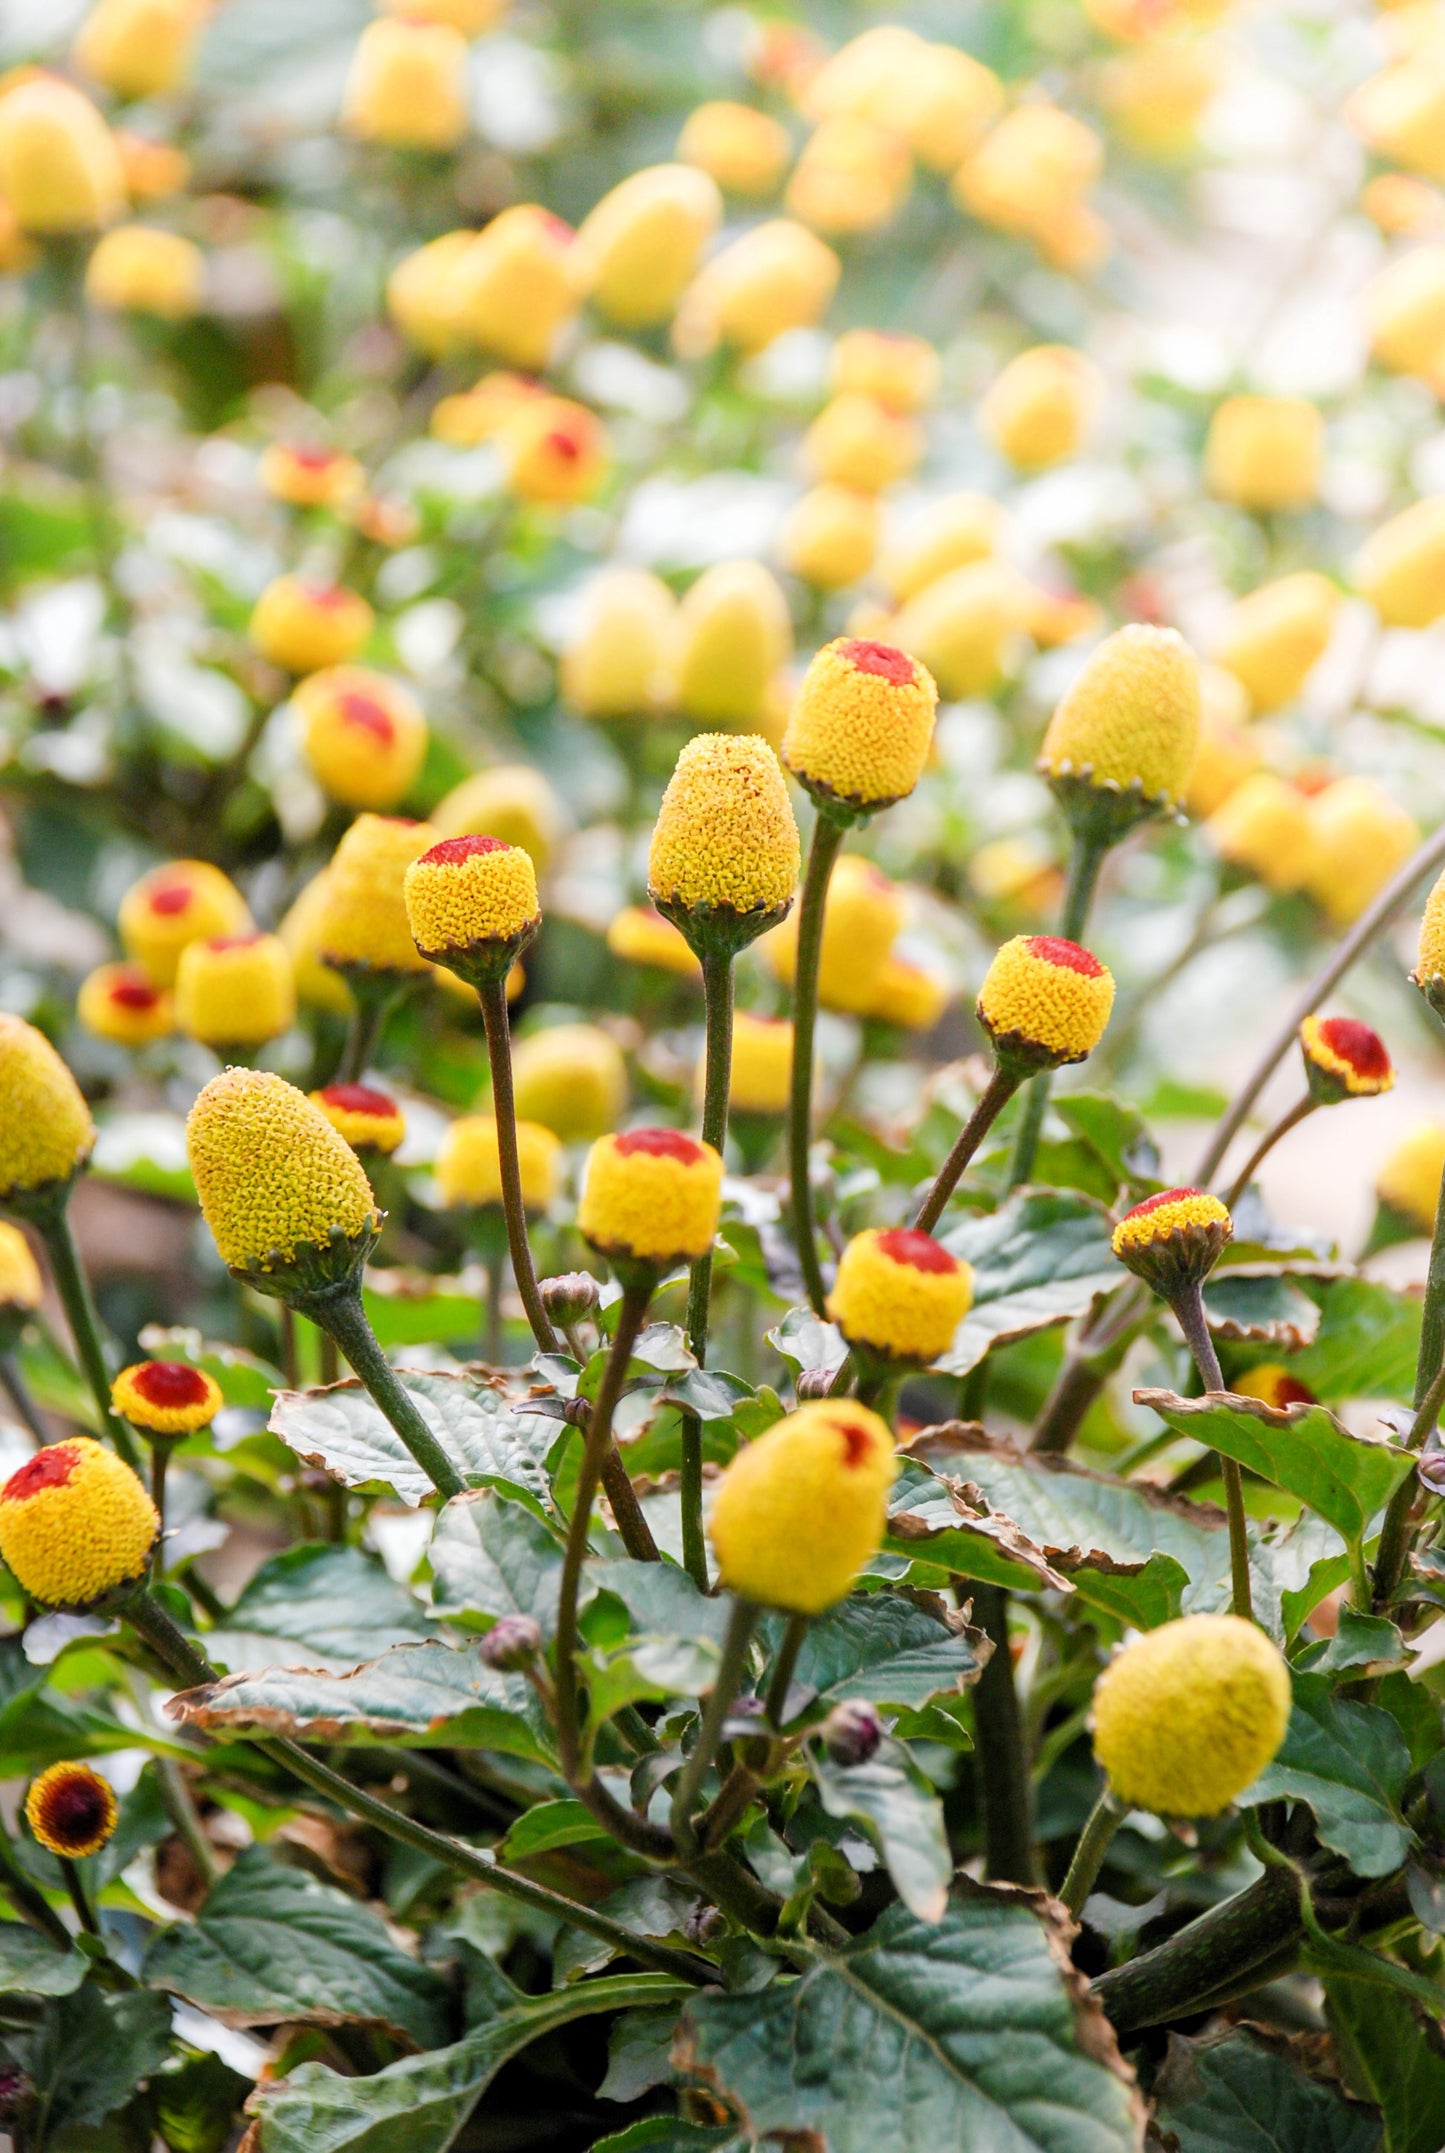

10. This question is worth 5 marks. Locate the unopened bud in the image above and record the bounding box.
[795,1365,835,1401]
[541,1271,601,1329]
[683,1902,727,1946]
[479,1614,542,1672]
[822,1698,883,1765]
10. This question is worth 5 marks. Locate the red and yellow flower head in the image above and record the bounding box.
[25,1761,118,1859]
[1233,1363,1316,1410]
[118,860,251,988]
[1112,1187,1232,1294]
[0,1015,96,1202]
[295,666,428,812]
[112,1359,223,1437]
[710,1398,897,1613]
[259,442,365,511]
[783,636,938,814]
[404,833,541,987]
[976,935,1114,1073]
[311,1083,407,1157]
[249,576,373,675]
[0,1438,158,1608]
[498,397,608,507]
[827,1227,973,1365]
[436,1114,561,1210]
[175,932,297,1051]
[829,328,940,414]
[186,1067,380,1280]
[77,961,173,1047]
[577,1127,722,1270]
[1299,1015,1394,1104]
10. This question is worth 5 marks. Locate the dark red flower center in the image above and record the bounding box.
[547,428,584,461]
[3,1443,80,1501]
[1126,1186,1202,1220]
[320,1083,397,1117]
[338,691,396,745]
[876,1227,958,1275]
[148,880,194,917]
[420,834,511,865]
[109,977,163,1011]
[839,638,916,686]
[837,1419,876,1468]
[206,933,261,952]
[288,445,337,470]
[1025,935,1103,977]
[131,1361,212,1409]
[614,1127,705,1163]
[1315,1016,1391,1080]
[35,1768,111,1851]
[1271,1374,1315,1406]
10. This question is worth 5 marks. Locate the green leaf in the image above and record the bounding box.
[680,1890,1143,2152]
[554,1877,704,1986]
[1291,1281,1422,1405]
[1245,1673,1414,1878]
[248,1970,694,2153]
[150,2048,251,2153]
[363,1271,483,1350]
[937,1189,1119,1375]
[8,1981,173,2139]
[777,1592,988,1709]
[885,1457,1078,1595]
[270,1372,559,1512]
[500,1799,611,1861]
[1132,1391,1413,1546]
[1204,1274,1322,1350]
[1328,1974,1445,2153]
[0,1919,86,1996]
[429,1490,567,1636]
[1297,1610,1407,1681]
[766,1305,847,1377]
[1152,2026,1383,2152]
[1053,1093,1160,1189]
[144,1847,451,2049]
[591,2118,742,2153]
[591,1558,734,1693]
[169,1638,553,1761]
[810,1741,952,1921]
[202,1543,435,1674]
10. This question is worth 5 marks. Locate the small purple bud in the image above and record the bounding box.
[479,1614,543,1672]
[822,1698,883,1766]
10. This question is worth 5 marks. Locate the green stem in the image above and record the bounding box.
[1030,1279,1151,1456]
[0,1817,73,1949]
[1172,1281,1253,1623]
[680,948,734,1591]
[671,1596,758,1853]
[0,1352,49,1444]
[279,1303,300,1390]
[1373,1148,1445,1610]
[478,978,562,1357]
[788,814,847,1315]
[29,1198,139,1470]
[913,1063,1021,1234]
[763,1611,808,1728]
[1007,830,1107,1191]
[306,1283,466,1502]
[336,972,401,1086]
[1093,1863,1303,2032]
[60,1859,99,1937]
[149,1437,172,1568]
[1059,1788,1125,1915]
[971,1583,1040,1884]
[1221,1094,1316,1211]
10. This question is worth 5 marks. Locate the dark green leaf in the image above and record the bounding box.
[10,1981,173,2137]
[777,1592,988,1709]
[1053,1093,1160,1189]
[586,2121,741,2153]
[429,1490,566,1636]
[203,1544,434,1674]
[150,2047,251,2153]
[1328,1976,1445,2153]
[1245,1674,1414,1878]
[500,1799,611,1860]
[810,1741,952,1920]
[1152,2026,1382,2153]
[1297,1610,1407,1680]
[1291,1281,1422,1405]
[937,1189,1119,1376]
[1204,1275,1322,1350]
[885,1457,1077,1595]
[554,1878,703,1985]
[270,1372,559,1512]
[0,1920,86,1996]
[591,1557,733,1693]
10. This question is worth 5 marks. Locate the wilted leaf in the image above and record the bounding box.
[937,1189,1119,1376]
[1203,1274,1322,1350]
[885,1457,1077,1596]
[1245,1673,1414,1878]
[202,1543,435,1674]
[1152,2026,1383,2153]
[778,1591,989,1710]
[270,1371,559,1512]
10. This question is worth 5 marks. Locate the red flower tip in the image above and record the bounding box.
[838,1419,876,1468]
[319,1083,398,1116]
[130,1361,213,1410]
[1125,1186,1205,1220]
[876,1227,958,1275]
[838,638,916,686]
[1025,935,1104,978]
[205,933,262,952]
[147,879,195,917]
[613,1127,707,1164]
[289,444,337,470]
[109,976,164,1011]
[337,691,396,745]
[3,1443,81,1502]
[420,834,512,866]
[1315,1016,1392,1082]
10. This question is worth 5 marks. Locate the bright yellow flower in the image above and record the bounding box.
[802,393,923,494]
[1183,700,1261,819]
[608,905,702,979]
[0,1224,42,1315]
[436,1114,561,1209]
[1354,496,1445,628]
[677,100,792,198]
[0,1439,157,1610]
[1207,771,1316,891]
[1101,39,1223,158]
[378,0,508,27]
[674,217,840,358]
[1348,59,1445,183]
[648,733,800,925]
[404,834,540,965]
[710,1399,897,1614]
[561,566,677,720]
[785,114,912,236]
[342,17,469,152]
[512,1024,628,1141]
[249,577,372,675]
[386,229,486,357]
[828,1227,972,1365]
[186,1068,379,1274]
[0,76,125,234]
[578,1128,722,1268]
[278,872,353,1018]
[878,493,1005,604]
[572,163,722,328]
[310,1083,406,1157]
[968,835,1061,914]
[259,442,365,510]
[1378,1122,1445,1231]
[432,764,564,873]
[720,1011,794,1115]
[1233,1362,1315,1409]
[430,371,542,447]
[1213,572,1339,715]
[893,43,1004,170]
[674,563,793,731]
[762,853,904,1015]
[779,484,879,591]
[463,204,578,370]
[1305,777,1418,926]
[1416,862,1445,988]
[888,558,1034,699]
[174,933,296,1050]
[1038,624,1200,811]
[979,345,1104,471]
[1092,1614,1290,1816]
[318,816,438,977]
[829,329,939,414]
[295,667,428,812]
[118,859,250,988]
[1204,394,1323,511]
[498,396,608,507]
[1362,173,1445,237]
[952,103,1102,243]
[783,637,937,812]
[977,935,1114,1068]
[77,961,173,1047]
[73,0,199,100]
[1299,1015,1395,1101]
[0,1017,95,1200]
[25,1761,119,1858]
[85,224,203,318]
[1112,1187,1231,1262]
[863,954,951,1031]
[1366,244,1445,376]
[112,1358,223,1436]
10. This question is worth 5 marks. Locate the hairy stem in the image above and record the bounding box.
[764,1612,809,1728]
[1221,1094,1316,1212]
[971,1584,1040,1885]
[478,977,562,1356]
[1172,1281,1252,1622]
[672,1596,758,1854]
[681,947,734,1591]
[1059,1789,1125,1916]
[308,1283,466,1502]
[32,1201,139,1471]
[1093,1864,1303,2032]
[788,814,847,1315]
[913,1064,1020,1235]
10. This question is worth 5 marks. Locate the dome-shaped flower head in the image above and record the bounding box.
[648,733,801,957]
[259,442,365,511]
[118,860,251,988]
[342,17,469,152]
[560,566,677,721]
[1091,1613,1290,1816]
[783,637,938,817]
[1415,863,1445,1019]
[279,873,354,1019]
[1299,1016,1394,1105]
[1112,1187,1232,1295]
[674,561,793,730]
[607,906,701,979]
[77,961,173,1047]
[676,100,792,199]
[0,1016,96,1206]
[1213,572,1339,716]
[404,833,541,989]
[465,205,579,371]
[319,815,439,979]
[827,1227,973,1366]
[0,1438,158,1609]
[498,397,608,507]
[311,1084,406,1157]
[802,394,924,493]
[433,765,564,872]
[437,1114,561,1211]
[710,1399,897,1614]
[186,1068,380,1290]
[112,1359,223,1437]
[1305,777,1417,927]
[1038,624,1200,822]
[1207,771,1317,893]
[830,329,940,414]
[779,484,880,593]
[296,667,428,812]
[889,558,1035,701]
[674,217,840,358]
[0,76,124,235]
[1204,395,1323,512]
[249,576,373,675]
[85,225,204,320]
[24,1761,118,1859]
[572,162,722,329]
[785,114,913,237]
[976,935,1114,1075]
[175,933,297,1052]
[979,345,1104,473]
[512,1024,628,1141]
[74,0,199,101]
[0,1225,42,1322]
[577,1128,723,1272]
[1354,496,1445,629]
[1377,1123,1445,1234]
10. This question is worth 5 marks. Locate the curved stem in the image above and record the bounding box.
[1093,1864,1302,2032]
[681,949,734,1591]
[1007,829,1108,1191]
[32,1203,139,1471]
[671,1596,758,1854]
[1220,1094,1317,1211]
[763,1612,809,1728]
[1059,1789,1125,1916]
[788,814,847,1315]
[913,1064,1020,1235]
[307,1283,466,1502]
[60,1859,99,1938]
[478,978,562,1357]
[1170,1281,1252,1622]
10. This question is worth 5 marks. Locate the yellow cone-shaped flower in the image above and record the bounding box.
[249,577,372,674]
[674,561,792,729]
[78,961,174,1047]
[829,329,939,414]
[828,1227,973,1365]
[783,636,938,811]
[0,1016,95,1200]
[118,860,251,988]
[0,1224,42,1317]
[1111,1189,1232,1297]
[186,1067,380,1274]
[464,204,578,369]
[112,1358,222,1437]
[404,834,540,966]
[1207,771,1317,892]
[1348,59,1445,183]
[318,816,438,977]
[677,99,791,197]
[1305,777,1417,926]
[608,905,701,979]
[433,764,564,872]
[779,484,879,591]
[0,1438,157,1610]
[1183,692,1261,819]
[295,667,428,812]
[572,163,722,328]
[512,1024,628,1141]
[1101,38,1223,158]
[578,1128,722,1268]
[561,567,677,720]
[279,872,354,1018]
[85,224,203,318]
[888,559,1034,700]
[74,0,199,100]
[1093,1614,1290,1816]
[1204,395,1323,511]
[1378,1122,1445,1231]
[175,933,297,1050]
[387,230,486,358]
[952,103,1102,242]
[1366,244,1445,376]
[0,76,125,235]
[674,217,840,357]
[1039,624,1200,811]
[785,114,912,236]
[1416,862,1445,994]
[431,372,542,446]
[1355,496,1445,628]
[498,396,608,507]
[762,853,904,1015]
[342,18,469,151]
[649,733,800,925]
[892,42,1003,170]
[1213,572,1339,715]
[24,1761,119,1859]
[436,1114,561,1209]
[311,1084,406,1157]
[710,1399,897,1614]
[802,393,923,494]
[979,345,1104,471]
[878,493,1005,604]
[977,935,1114,1069]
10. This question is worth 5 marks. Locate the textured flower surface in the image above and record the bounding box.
[25,1761,119,1859]
[1417,863,1445,985]
[436,1115,561,1209]
[1038,624,1200,808]
[578,1128,722,1266]
[827,1227,973,1363]
[0,1438,158,1608]
[311,1084,407,1156]
[0,1015,96,1199]
[174,934,296,1050]
[710,1399,898,1613]
[1300,1015,1395,1101]
[319,816,438,974]
[648,733,800,920]
[1092,1613,1291,1815]
[112,1359,223,1435]
[186,1069,379,1272]
[404,834,541,960]
[976,935,1114,1067]
[1113,1186,1232,1260]
[782,637,938,809]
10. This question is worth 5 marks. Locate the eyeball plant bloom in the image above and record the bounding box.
[608,906,701,979]
[437,1115,561,1210]
[976,935,1115,1074]
[979,344,1104,471]
[720,1012,794,1117]
[1204,394,1324,512]
[319,815,439,981]
[827,1227,973,1366]
[1091,1614,1291,1817]
[311,1084,407,1158]
[1112,1187,1233,1296]
[676,100,792,199]
[1376,1123,1445,1234]
[433,765,565,872]
[249,577,374,675]
[0,1015,96,1208]
[571,162,722,328]
[342,17,470,152]
[1414,862,1445,1019]
[0,1439,158,1610]
[405,834,541,989]
[710,1399,897,1614]
[119,860,251,987]
[295,668,429,812]
[782,638,938,819]
[1354,496,1445,628]
[112,1360,223,1438]
[1207,771,1317,894]
[498,397,608,507]
[830,328,940,413]
[77,961,173,1047]
[85,225,204,319]
[24,1760,119,1860]
[0,76,125,234]
[0,1224,43,1339]
[511,1024,627,1141]
[174,933,297,1053]
[74,0,199,102]
[1213,572,1339,716]
[1299,1016,1394,1104]
[762,853,905,1014]
[674,560,792,730]
[648,732,800,957]
[259,442,365,510]
[1038,624,1201,836]
[577,1128,722,1275]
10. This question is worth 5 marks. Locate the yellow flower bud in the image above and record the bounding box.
[259,442,365,510]
[1354,495,1445,628]
[1304,777,1418,926]
[498,396,608,507]
[675,561,793,729]
[718,1011,793,1115]
[1092,1613,1290,1816]
[608,905,702,979]
[310,1084,406,1158]
[432,764,564,874]
[24,1761,119,1859]
[677,102,790,202]
[1365,244,1445,376]
[1233,1362,1315,1409]
[174,933,296,1051]
[893,44,1004,171]
[0,1438,157,1610]
[249,576,373,675]
[1213,572,1338,715]
[779,483,879,591]
[1378,1122,1445,1231]
[561,566,677,720]
[1416,862,1445,994]
[952,104,1103,243]
[0,76,125,235]
[1204,394,1324,512]
[802,25,923,121]
[829,328,939,414]
[186,1067,380,1274]
[278,872,353,1018]
[294,666,427,812]
[1037,200,1112,277]
[979,345,1104,472]
[802,393,924,494]
[463,204,578,369]
[785,114,912,235]
[649,733,800,933]
[378,0,508,27]
[888,559,1035,698]
[877,492,1004,604]
[674,217,840,357]
[0,1016,95,1200]
[1183,696,1261,819]
[1111,1188,1232,1290]
[387,230,484,357]
[118,859,251,988]
[828,1227,973,1365]
[577,1128,722,1268]
[112,1358,222,1436]
[572,163,722,328]
[0,1224,42,1317]
[436,1113,561,1209]
[73,0,199,102]
[710,1398,897,1614]
[342,18,469,151]
[318,815,439,977]
[404,834,541,978]
[1207,771,1317,892]
[1038,623,1200,811]
[1100,39,1223,158]
[512,1024,627,1142]
[1348,60,1445,183]
[969,835,1061,916]
[114,129,190,204]
[1299,1015,1394,1102]
[783,636,937,812]
[1362,173,1445,238]
[977,935,1114,1070]
[430,371,541,447]
[862,954,950,1032]
[85,223,203,318]
[762,853,905,1015]
[77,961,173,1047]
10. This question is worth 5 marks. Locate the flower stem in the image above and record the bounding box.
[1059,1788,1125,1916]
[60,1859,99,1938]
[305,1282,467,1502]
[154,1754,217,1891]
[0,1814,73,1949]
[1220,1094,1316,1211]
[788,813,847,1315]
[1007,828,1108,1190]
[478,977,562,1357]
[1171,1281,1253,1623]
[671,1595,758,1853]
[27,1197,139,1472]
[971,1582,1040,1885]
[680,948,735,1591]
[913,1064,1020,1235]
[0,1352,49,1445]
[763,1612,808,1727]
